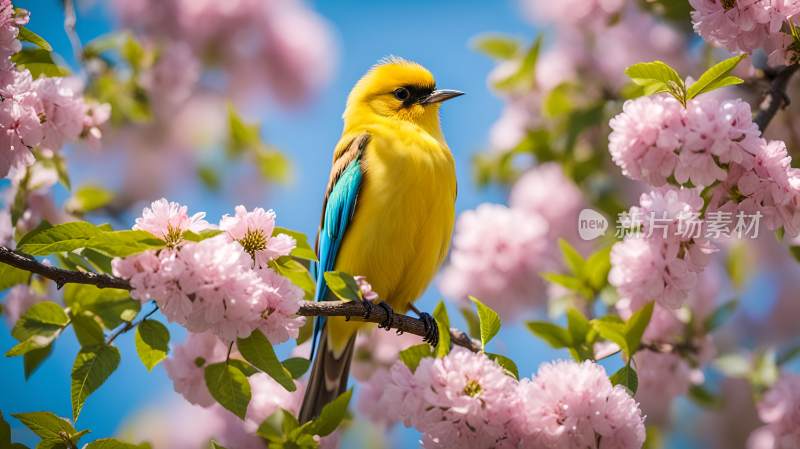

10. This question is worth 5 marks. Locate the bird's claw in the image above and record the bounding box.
[377,302,394,330]
[418,312,439,348]
[360,299,373,320]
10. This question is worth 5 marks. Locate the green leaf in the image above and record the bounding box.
[526,321,571,348]
[182,229,224,242]
[703,299,738,332]
[433,301,451,357]
[459,307,481,340]
[493,35,542,90]
[471,33,520,60]
[543,83,573,118]
[0,264,31,291]
[540,272,591,298]
[121,34,145,71]
[209,442,229,449]
[323,271,361,302]
[71,345,121,420]
[7,301,68,357]
[687,384,721,408]
[227,105,260,157]
[18,26,53,51]
[205,362,252,419]
[624,301,654,355]
[255,148,292,185]
[468,296,501,349]
[11,48,69,78]
[85,230,165,257]
[197,165,221,191]
[591,319,628,355]
[687,54,747,99]
[282,357,311,379]
[71,312,105,347]
[63,285,138,329]
[84,439,148,449]
[486,352,519,379]
[624,60,685,103]
[65,185,114,214]
[566,308,590,344]
[236,330,296,391]
[17,221,102,255]
[307,389,352,437]
[271,256,315,299]
[585,246,612,290]
[399,343,433,372]
[609,365,638,394]
[24,343,53,379]
[12,412,76,442]
[558,239,585,277]
[273,227,317,261]
[135,320,170,371]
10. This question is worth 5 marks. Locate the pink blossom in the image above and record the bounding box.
[0,0,25,58]
[245,373,302,431]
[353,275,379,302]
[163,331,229,407]
[520,360,646,449]
[3,285,45,327]
[122,400,265,449]
[608,95,684,186]
[140,42,200,117]
[510,162,585,243]
[112,0,336,103]
[352,327,419,381]
[439,203,556,320]
[115,215,304,343]
[133,198,209,245]
[609,237,705,310]
[748,373,800,449]
[219,205,295,268]
[32,77,86,152]
[690,0,800,64]
[521,0,625,29]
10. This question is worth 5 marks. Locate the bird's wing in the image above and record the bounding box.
[310,134,370,353]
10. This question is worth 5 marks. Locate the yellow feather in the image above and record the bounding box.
[325,60,457,354]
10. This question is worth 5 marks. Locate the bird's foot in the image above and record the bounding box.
[377,302,394,330]
[352,298,373,322]
[418,312,439,348]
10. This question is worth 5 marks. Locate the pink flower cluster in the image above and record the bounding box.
[610,188,716,310]
[113,199,304,342]
[0,1,109,178]
[521,0,625,29]
[690,0,800,65]
[618,267,720,424]
[360,351,645,449]
[438,203,555,320]
[609,94,800,237]
[113,0,335,104]
[748,373,800,449]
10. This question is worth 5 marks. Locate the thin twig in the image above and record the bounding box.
[106,304,159,344]
[754,64,800,133]
[0,246,481,352]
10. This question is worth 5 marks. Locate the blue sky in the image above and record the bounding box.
[2,1,714,448]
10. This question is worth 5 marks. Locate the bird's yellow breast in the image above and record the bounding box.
[327,121,456,351]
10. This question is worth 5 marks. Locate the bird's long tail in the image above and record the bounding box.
[298,326,356,423]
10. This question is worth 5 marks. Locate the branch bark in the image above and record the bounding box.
[0,246,481,352]
[755,64,800,133]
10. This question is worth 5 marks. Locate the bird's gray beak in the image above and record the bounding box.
[420,89,465,105]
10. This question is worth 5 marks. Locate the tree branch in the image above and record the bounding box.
[0,246,481,352]
[755,64,800,133]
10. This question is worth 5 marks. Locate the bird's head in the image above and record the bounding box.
[343,57,463,135]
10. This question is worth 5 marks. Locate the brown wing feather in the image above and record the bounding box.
[315,133,371,254]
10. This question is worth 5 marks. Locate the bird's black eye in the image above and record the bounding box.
[393,87,410,101]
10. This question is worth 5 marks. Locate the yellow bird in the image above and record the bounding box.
[299,57,462,422]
